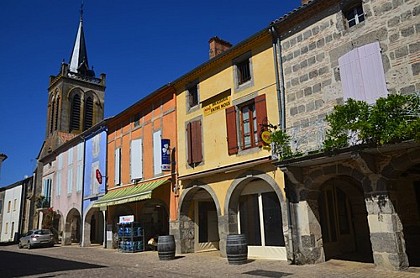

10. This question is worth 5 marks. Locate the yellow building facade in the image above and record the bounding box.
[172,35,290,260]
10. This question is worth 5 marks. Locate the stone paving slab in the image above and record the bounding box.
[1,244,419,278]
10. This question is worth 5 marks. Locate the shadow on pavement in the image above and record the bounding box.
[0,250,105,277]
[243,269,292,277]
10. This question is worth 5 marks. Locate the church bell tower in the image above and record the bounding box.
[43,6,106,155]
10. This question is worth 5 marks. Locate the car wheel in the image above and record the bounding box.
[27,242,31,249]
[18,242,23,249]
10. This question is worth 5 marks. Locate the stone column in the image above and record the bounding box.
[293,193,325,264]
[365,193,408,270]
[218,214,229,257]
[63,223,72,245]
[169,220,180,254]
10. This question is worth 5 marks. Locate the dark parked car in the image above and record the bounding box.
[18,229,54,249]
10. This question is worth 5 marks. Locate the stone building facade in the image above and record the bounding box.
[271,0,420,270]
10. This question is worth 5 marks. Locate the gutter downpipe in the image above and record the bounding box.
[269,25,296,264]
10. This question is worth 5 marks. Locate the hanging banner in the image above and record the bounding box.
[161,139,171,171]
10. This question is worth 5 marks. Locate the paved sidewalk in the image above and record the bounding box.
[1,244,419,277]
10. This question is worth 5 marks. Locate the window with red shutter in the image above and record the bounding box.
[186,120,203,165]
[255,94,268,147]
[225,94,267,154]
[226,106,238,155]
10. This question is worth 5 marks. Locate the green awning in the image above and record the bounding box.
[93,179,169,208]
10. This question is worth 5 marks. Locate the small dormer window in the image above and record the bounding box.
[344,3,365,28]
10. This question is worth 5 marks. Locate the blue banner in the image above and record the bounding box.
[161,139,170,171]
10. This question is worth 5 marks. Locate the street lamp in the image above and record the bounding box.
[0,153,7,180]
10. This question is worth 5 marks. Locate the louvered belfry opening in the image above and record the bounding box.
[49,100,55,134]
[84,96,93,131]
[54,97,60,131]
[70,94,81,131]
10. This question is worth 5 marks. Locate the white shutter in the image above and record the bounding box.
[114,148,121,185]
[130,138,143,180]
[68,168,73,193]
[68,148,73,165]
[339,42,387,104]
[358,42,387,104]
[56,171,61,196]
[339,48,364,101]
[153,130,162,175]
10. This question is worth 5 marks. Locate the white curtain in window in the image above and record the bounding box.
[130,138,143,180]
[338,42,387,104]
[114,148,121,185]
[153,130,162,175]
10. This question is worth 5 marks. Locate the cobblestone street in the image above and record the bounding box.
[1,244,419,278]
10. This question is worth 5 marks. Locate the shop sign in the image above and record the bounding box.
[119,215,134,224]
[261,130,272,145]
[96,169,103,184]
[203,95,231,116]
[161,139,171,171]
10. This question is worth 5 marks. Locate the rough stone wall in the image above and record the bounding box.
[280,0,420,154]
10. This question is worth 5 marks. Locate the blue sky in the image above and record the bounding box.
[0,0,301,186]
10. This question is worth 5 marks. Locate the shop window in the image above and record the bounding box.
[226,94,267,155]
[338,42,387,104]
[186,119,202,166]
[239,191,284,247]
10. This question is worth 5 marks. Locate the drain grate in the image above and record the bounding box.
[243,269,292,277]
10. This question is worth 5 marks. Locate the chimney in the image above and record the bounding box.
[209,36,232,59]
[301,0,311,4]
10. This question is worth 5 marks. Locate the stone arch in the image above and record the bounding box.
[224,170,287,229]
[178,181,221,254]
[223,170,289,260]
[381,147,420,179]
[317,176,372,262]
[304,164,373,194]
[83,205,104,247]
[140,198,170,246]
[64,207,81,245]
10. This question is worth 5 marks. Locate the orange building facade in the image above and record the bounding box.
[96,85,178,249]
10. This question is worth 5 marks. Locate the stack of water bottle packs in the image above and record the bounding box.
[117,222,144,252]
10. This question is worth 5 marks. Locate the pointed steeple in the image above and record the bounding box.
[69,3,94,77]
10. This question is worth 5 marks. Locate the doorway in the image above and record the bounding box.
[318,179,372,262]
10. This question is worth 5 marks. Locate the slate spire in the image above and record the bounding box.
[69,3,94,77]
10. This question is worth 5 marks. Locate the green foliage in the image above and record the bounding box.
[270,129,293,160]
[324,94,420,151]
[324,99,369,150]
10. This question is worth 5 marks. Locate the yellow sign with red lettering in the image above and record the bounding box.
[261,130,272,145]
[204,95,231,116]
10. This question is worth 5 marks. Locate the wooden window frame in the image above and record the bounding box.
[187,83,199,111]
[343,2,365,28]
[239,101,258,150]
[226,94,267,154]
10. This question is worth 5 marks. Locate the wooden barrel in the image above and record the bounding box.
[226,234,248,265]
[158,235,175,260]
